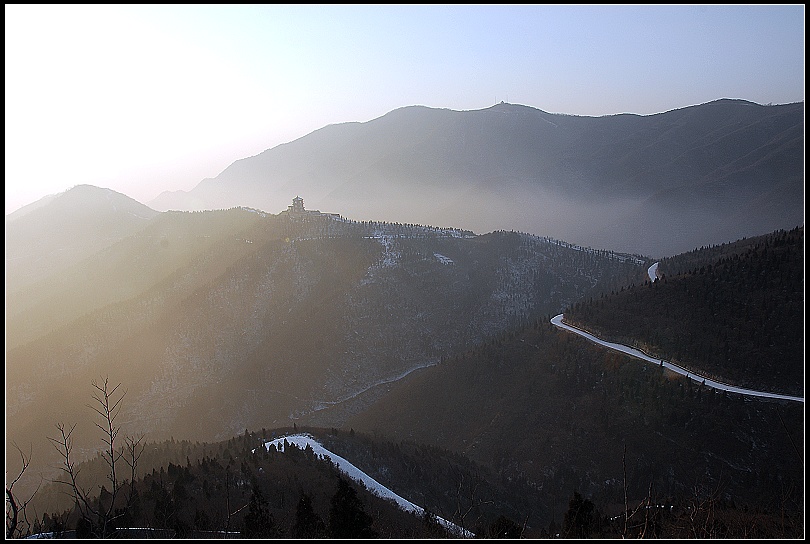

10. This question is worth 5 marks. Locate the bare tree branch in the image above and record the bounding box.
[5,442,40,539]
[47,422,97,522]
[46,377,141,538]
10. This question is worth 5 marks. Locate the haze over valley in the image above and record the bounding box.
[5,5,804,538]
[146,99,804,259]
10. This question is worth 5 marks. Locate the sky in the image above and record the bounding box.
[5,4,805,215]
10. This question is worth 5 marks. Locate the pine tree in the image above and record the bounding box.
[328,478,377,538]
[486,514,523,538]
[243,485,277,538]
[563,491,595,538]
[292,492,325,538]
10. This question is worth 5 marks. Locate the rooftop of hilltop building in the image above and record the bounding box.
[284,196,341,219]
[287,195,305,213]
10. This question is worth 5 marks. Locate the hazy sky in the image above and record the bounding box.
[5,4,805,214]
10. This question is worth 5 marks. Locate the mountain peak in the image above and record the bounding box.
[5,184,159,290]
[8,184,157,222]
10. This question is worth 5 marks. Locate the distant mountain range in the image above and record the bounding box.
[148,99,804,258]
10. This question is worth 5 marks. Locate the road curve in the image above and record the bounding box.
[647,262,659,282]
[550,314,803,403]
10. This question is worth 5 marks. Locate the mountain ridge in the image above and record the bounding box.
[146,98,804,258]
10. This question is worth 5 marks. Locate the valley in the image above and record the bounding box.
[5,101,804,538]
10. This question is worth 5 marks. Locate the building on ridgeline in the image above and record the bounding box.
[284,196,342,220]
[288,196,306,214]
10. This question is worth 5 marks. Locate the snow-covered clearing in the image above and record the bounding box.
[433,253,454,265]
[258,434,475,538]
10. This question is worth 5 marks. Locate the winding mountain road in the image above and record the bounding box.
[647,262,658,282]
[550,314,803,403]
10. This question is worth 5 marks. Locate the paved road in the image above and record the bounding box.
[550,314,803,403]
[647,262,659,282]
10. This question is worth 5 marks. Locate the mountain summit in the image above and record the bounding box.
[6,184,158,290]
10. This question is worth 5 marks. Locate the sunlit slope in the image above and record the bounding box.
[5,185,159,292]
[6,207,273,349]
[6,216,644,490]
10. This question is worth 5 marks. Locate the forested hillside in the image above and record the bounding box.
[15,429,450,539]
[339,227,804,534]
[16,426,547,539]
[564,226,804,395]
[15,416,802,539]
[344,318,804,536]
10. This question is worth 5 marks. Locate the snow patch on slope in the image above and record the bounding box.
[258,434,475,538]
[433,253,453,265]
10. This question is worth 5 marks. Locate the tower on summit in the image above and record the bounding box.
[284,196,340,221]
[288,196,305,214]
